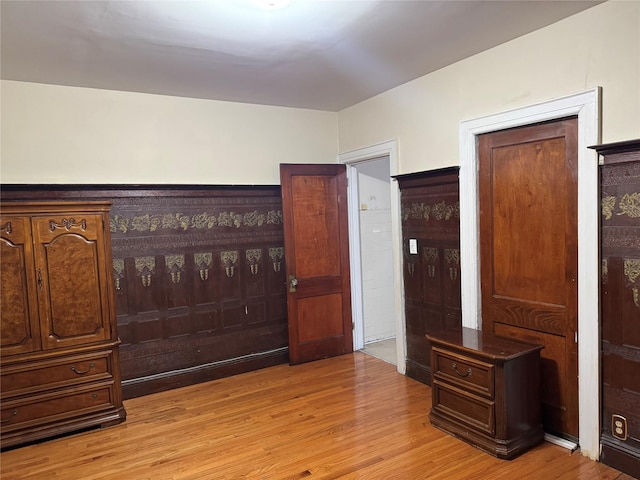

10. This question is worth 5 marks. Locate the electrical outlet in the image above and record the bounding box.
[612,414,628,441]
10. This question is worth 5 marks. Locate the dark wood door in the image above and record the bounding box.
[280,164,353,365]
[32,213,112,349]
[479,118,579,439]
[0,216,41,356]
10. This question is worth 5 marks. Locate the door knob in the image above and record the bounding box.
[289,274,298,293]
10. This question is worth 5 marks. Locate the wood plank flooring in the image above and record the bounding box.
[1,353,634,480]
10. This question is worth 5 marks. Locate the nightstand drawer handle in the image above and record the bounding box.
[452,362,472,377]
[71,362,95,375]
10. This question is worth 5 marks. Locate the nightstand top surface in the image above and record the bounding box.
[426,327,543,361]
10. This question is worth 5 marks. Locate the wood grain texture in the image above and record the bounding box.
[1,353,632,480]
[280,164,353,365]
[479,118,579,438]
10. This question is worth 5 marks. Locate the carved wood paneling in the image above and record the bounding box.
[593,139,640,478]
[1,186,289,398]
[396,168,461,385]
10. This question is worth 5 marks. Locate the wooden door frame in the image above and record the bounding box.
[459,88,601,459]
[338,140,406,374]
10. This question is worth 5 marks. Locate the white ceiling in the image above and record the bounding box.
[1,0,603,111]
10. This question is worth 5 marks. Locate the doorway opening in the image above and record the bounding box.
[339,140,406,372]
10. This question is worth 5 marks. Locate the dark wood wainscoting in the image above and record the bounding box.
[395,168,462,385]
[1,185,289,398]
[593,140,640,478]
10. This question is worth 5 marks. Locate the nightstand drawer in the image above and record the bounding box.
[432,380,495,436]
[432,347,494,399]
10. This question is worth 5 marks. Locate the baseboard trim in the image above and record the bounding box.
[122,347,288,399]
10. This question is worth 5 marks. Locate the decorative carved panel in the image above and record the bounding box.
[593,139,640,478]
[396,168,461,385]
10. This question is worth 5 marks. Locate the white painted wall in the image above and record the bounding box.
[338,0,640,173]
[356,158,395,343]
[0,81,338,185]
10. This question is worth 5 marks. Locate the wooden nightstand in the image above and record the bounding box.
[426,328,544,459]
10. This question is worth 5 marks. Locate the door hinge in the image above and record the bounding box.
[352,322,355,330]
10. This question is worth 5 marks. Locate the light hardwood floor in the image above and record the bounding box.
[1,353,633,480]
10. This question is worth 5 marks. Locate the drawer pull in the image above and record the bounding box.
[452,362,472,378]
[71,362,95,375]
[1,410,18,424]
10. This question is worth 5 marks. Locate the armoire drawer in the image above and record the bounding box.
[432,381,495,436]
[432,347,494,399]
[1,352,113,398]
[0,383,115,432]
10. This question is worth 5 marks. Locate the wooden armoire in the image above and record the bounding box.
[1,201,126,448]
[592,139,640,478]
[396,168,462,384]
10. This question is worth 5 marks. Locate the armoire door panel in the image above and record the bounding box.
[1,217,41,356]
[32,214,112,349]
